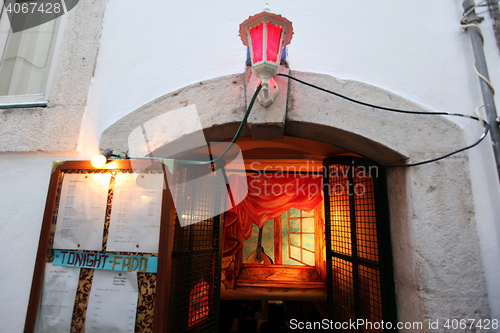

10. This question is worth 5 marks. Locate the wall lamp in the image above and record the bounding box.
[239,5,293,107]
[91,149,127,168]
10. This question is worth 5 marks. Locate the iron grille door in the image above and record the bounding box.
[166,162,224,332]
[323,157,397,332]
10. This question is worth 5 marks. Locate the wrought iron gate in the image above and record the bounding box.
[166,162,224,332]
[323,157,397,332]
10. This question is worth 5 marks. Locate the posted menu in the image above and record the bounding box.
[38,264,80,333]
[85,270,138,333]
[107,173,164,253]
[53,173,111,250]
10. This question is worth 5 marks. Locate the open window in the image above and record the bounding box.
[243,208,318,267]
[236,205,327,291]
[286,208,316,266]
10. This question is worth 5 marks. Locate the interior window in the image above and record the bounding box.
[287,208,315,265]
[242,208,317,267]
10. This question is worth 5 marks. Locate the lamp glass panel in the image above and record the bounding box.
[266,22,282,63]
[249,22,264,63]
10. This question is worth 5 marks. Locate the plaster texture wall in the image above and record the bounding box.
[285,73,496,326]
[1,0,500,332]
[0,0,107,152]
[0,2,108,331]
[0,152,79,333]
[79,0,500,148]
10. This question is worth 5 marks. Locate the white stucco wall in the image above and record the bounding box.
[0,152,79,332]
[1,0,500,332]
[80,0,500,143]
[82,0,500,324]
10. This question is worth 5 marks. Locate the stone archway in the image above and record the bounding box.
[100,71,490,327]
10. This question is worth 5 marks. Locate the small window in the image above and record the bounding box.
[0,0,63,105]
[287,208,315,266]
[242,207,319,267]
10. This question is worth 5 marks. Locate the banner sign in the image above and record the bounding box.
[53,250,158,273]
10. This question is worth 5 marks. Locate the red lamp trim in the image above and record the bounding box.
[239,11,293,74]
[239,10,293,107]
[239,12,293,49]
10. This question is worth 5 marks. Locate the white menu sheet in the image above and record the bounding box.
[54,173,111,250]
[85,270,138,333]
[107,173,163,253]
[38,264,80,333]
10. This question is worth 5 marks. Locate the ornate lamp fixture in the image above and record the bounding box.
[239,5,293,106]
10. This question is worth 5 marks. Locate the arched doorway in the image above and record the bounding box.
[214,137,397,332]
[137,133,397,332]
[99,71,489,331]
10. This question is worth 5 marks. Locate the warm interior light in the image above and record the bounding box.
[249,23,264,63]
[265,22,283,63]
[105,160,120,169]
[91,154,107,168]
[91,149,114,168]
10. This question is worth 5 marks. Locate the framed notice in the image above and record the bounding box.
[24,160,175,333]
[107,173,164,253]
[53,173,111,251]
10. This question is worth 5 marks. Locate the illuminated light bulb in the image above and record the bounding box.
[91,149,114,168]
[91,154,107,168]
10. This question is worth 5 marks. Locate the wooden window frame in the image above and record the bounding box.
[287,208,315,266]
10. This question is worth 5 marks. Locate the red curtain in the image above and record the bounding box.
[223,174,322,256]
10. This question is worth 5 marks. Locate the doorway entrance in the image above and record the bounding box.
[216,137,397,332]
[148,135,397,332]
[98,68,489,331]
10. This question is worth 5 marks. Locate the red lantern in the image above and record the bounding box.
[240,7,293,106]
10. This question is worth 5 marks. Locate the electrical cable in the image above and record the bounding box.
[117,71,489,169]
[475,104,486,126]
[388,125,489,167]
[473,62,496,93]
[461,0,486,44]
[277,73,482,121]
[118,84,263,166]
[171,83,263,165]
[277,73,490,167]
[463,0,487,20]
[116,51,491,169]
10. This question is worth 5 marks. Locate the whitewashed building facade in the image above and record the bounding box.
[1,1,500,332]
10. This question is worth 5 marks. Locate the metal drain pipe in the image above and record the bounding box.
[462,0,500,183]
